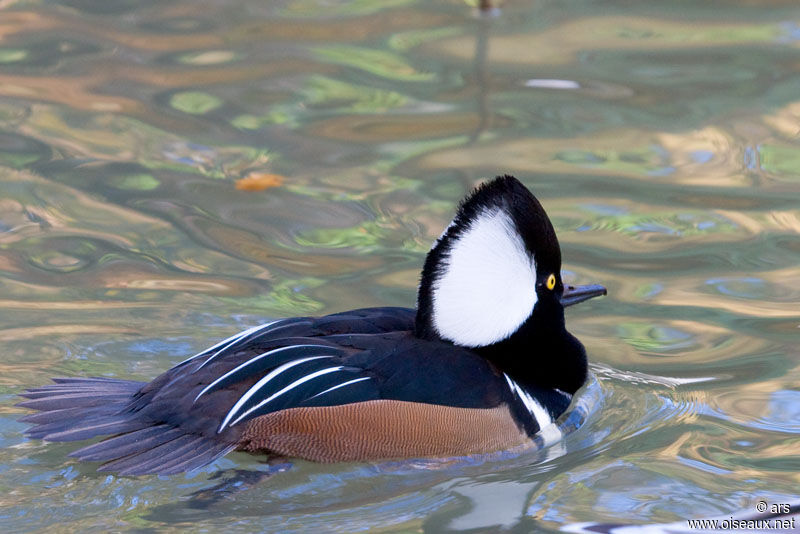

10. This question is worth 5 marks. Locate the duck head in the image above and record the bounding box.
[415,175,606,393]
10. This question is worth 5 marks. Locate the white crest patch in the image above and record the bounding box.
[432,208,537,347]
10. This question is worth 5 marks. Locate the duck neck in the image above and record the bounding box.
[475,304,588,395]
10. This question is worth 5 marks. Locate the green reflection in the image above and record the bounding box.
[0,49,27,63]
[313,45,434,81]
[554,147,667,175]
[108,173,160,191]
[169,91,223,114]
[618,322,693,353]
[177,50,240,65]
[0,132,51,169]
[284,0,418,16]
[388,27,463,51]
[230,108,298,129]
[304,75,408,112]
[759,145,800,178]
[577,209,736,238]
[220,277,326,315]
[295,221,391,250]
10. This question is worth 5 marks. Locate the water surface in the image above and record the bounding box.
[1,1,799,532]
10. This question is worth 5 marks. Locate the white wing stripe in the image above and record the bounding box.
[193,344,337,402]
[196,321,307,370]
[217,356,331,432]
[226,367,345,429]
[307,376,371,401]
[178,320,284,365]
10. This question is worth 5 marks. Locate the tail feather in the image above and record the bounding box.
[20,406,120,425]
[50,377,144,386]
[17,394,134,411]
[102,434,205,475]
[22,384,137,396]
[25,378,141,390]
[25,414,136,439]
[40,419,152,442]
[19,377,146,439]
[157,441,235,475]
[70,425,183,462]
[98,434,234,476]
[21,389,129,399]
[19,377,235,475]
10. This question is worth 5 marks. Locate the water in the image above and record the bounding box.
[1,0,799,531]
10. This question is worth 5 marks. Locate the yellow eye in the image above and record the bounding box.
[546,274,556,290]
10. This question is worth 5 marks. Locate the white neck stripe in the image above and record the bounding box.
[504,374,553,430]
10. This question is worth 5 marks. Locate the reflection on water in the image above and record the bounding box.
[1,0,799,531]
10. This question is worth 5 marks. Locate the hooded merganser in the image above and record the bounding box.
[19,175,606,476]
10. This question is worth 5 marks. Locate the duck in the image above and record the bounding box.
[19,175,606,476]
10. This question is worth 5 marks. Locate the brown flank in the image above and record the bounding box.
[238,399,530,462]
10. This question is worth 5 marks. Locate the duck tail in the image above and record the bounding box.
[18,377,147,441]
[18,377,235,475]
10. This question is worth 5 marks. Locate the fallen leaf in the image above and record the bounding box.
[235,172,284,191]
